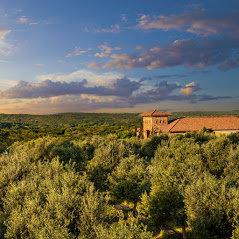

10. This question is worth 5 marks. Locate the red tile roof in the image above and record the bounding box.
[141,109,172,117]
[166,116,239,133]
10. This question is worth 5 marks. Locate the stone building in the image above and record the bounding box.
[141,109,239,138]
[141,110,172,138]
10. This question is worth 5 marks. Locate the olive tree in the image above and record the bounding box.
[108,155,150,207]
[184,174,232,239]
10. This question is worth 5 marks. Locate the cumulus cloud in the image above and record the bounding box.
[89,38,239,71]
[137,9,239,37]
[0,77,141,99]
[37,69,124,87]
[0,80,83,98]
[0,67,230,109]
[0,94,235,114]
[128,80,229,106]
[180,81,200,95]
[0,79,19,90]
[0,95,132,114]
[129,81,180,104]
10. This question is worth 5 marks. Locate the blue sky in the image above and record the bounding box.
[0,0,239,113]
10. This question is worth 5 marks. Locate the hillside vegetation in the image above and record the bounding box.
[0,112,239,238]
[0,111,238,153]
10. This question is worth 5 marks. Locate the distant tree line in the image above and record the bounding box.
[0,113,141,153]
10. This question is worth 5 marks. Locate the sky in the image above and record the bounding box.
[0,0,239,114]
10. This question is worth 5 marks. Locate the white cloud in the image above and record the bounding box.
[0,77,140,99]
[66,47,88,57]
[0,29,11,40]
[17,16,39,26]
[84,24,121,34]
[95,24,120,33]
[135,45,144,50]
[0,29,13,57]
[0,95,236,114]
[94,52,110,58]
[0,77,229,113]
[0,41,12,56]
[0,79,19,90]
[89,38,239,71]
[37,69,124,87]
[0,94,128,114]
[100,44,121,53]
[34,63,45,68]
[137,10,239,37]
[17,16,29,24]
[121,14,128,23]
[180,81,200,95]
[95,43,121,58]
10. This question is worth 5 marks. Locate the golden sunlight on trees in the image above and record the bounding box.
[0,129,239,238]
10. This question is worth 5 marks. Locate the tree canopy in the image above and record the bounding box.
[0,118,239,238]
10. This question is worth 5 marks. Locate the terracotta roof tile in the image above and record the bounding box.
[141,109,172,117]
[167,116,239,133]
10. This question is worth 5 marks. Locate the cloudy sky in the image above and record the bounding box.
[0,0,239,114]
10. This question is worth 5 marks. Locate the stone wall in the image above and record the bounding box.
[143,116,169,138]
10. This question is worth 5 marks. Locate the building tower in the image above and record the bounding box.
[141,109,172,138]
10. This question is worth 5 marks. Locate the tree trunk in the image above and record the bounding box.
[133,202,137,216]
[182,225,187,239]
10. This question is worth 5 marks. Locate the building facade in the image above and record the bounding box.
[141,110,172,138]
[141,110,239,138]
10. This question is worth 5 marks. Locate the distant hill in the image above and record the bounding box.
[0,111,238,126]
[0,110,238,154]
[0,113,141,127]
[172,110,239,119]
[0,110,239,127]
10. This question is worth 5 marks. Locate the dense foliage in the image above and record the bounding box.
[0,113,141,153]
[0,112,239,238]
